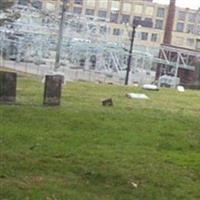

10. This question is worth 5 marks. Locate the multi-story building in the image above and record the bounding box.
[39,0,200,51]
[14,0,200,86]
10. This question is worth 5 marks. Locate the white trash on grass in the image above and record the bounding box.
[177,86,185,92]
[131,182,138,188]
[142,84,159,91]
[127,93,150,100]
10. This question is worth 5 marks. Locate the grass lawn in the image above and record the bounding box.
[0,74,200,200]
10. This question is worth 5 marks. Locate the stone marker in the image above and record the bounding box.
[126,93,149,100]
[142,84,159,91]
[102,98,113,106]
[0,71,17,104]
[43,75,63,106]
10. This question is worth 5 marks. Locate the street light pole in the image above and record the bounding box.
[125,24,136,85]
[54,0,67,71]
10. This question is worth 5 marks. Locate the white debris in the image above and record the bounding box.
[177,86,185,92]
[142,84,159,91]
[127,93,149,100]
[131,182,138,188]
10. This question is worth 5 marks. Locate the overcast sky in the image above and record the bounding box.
[153,0,200,9]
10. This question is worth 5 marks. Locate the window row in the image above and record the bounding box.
[113,29,159,42]
[177,11,200,23]
[73,8,165,29]
[72,0,166,18]
[176,22,200,35]
[77,23,160,43]
[175,37,200,49]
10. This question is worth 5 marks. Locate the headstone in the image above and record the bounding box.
[43,75,63,106]
[0,71,17,104]
[102,98,113,106]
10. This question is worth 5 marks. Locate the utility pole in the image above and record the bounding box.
[125,24,136,85]
[54,0,67,71]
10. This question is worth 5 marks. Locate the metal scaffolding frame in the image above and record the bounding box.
[0,4,199,85]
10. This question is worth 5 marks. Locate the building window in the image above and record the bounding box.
[141,32,148,40]
[157,7,165,18]
[121,15,130,24]
[113,28,121,36]
[73,7,82,14]
[178,11,186,21]
[98,10,107,18]
[151,33,158,42]
[176,22,184,32]
[197,25,200,35]
[188,13,196,23]
[18,0,28,5]
[186,24,195,34]
[196,39,200,50]
[74,0,83,5]
[85,9,95,16]
[186,38,194,47]
[110,13,119,23]
[155,19,163,29]
[135,32,141,39]
[60,5,69,12]
[197,14,200,23]
[99,26,107,34]
[133,16,142,26]
[142,18,153,28]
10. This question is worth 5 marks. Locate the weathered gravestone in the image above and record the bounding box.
[0,71,17,104]
[43,75,63,106]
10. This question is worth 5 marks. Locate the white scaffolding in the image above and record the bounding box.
[0,5,199,85]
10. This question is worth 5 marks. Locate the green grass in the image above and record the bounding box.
[0,74,200,200]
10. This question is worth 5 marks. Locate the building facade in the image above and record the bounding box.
[39,0,200,51]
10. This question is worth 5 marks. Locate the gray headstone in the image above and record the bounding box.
[43,75,63,106]
[0,71,17,104]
